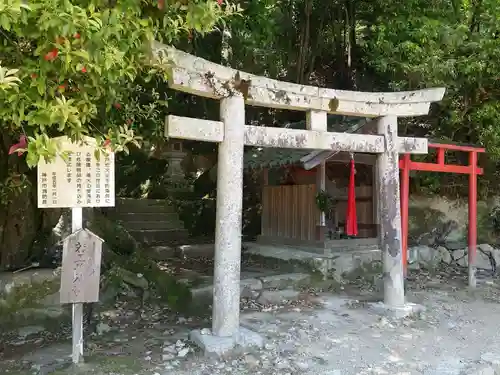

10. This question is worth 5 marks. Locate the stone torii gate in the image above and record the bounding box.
[151,42,446,354]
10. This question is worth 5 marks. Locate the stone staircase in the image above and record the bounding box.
[113,198,188,245]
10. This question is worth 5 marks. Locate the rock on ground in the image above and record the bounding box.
[0,268,67,327]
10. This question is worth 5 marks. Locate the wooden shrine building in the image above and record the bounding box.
[244,115,485,266]
[244,115,381,251]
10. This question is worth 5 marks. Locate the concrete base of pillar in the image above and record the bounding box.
[189,326,264,357]
[369,301,425,319]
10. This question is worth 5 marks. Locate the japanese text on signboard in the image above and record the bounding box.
[60,229,103,304]
[37,137,115,208]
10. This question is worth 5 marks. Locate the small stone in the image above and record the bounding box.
[162,354,175,361]
[436,246,452,264]
[175,340,185,348]
[294,361,309,370]
[200,328,211,335]
[177,347,189,357]
[378,317,389,326]
[163,345,177,354]
[144,356,151,361]
[259,273,310,289]
[261,360,271,369]
[244,354,260,368]
[279,342,295,353]
[17,325,45,338]
[96,322,112,335]
[257,290,300,305]
[276,359,291,369]
[469,365,495,375]
[241,278,263,291]
[481,352,500,365]
[31,363,41,371]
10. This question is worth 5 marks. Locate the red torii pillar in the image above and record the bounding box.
[399,143,485,287]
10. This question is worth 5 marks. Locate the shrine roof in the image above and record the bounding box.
[243,115,367,169]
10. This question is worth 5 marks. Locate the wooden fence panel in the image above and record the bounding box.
[261,184,318,241]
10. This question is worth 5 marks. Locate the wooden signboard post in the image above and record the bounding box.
[37,136,115,364]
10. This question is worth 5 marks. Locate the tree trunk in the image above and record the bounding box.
[0,134,61,270]
[0,186,37,269]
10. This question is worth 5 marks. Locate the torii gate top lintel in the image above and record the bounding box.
[151,41,445,118]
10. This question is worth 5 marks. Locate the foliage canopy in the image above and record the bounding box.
[0,0,236,166]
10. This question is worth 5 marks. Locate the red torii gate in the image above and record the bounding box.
[400,142,486,287]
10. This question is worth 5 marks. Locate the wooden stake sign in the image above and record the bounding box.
[36,136,115,364]
[60,229,103,304]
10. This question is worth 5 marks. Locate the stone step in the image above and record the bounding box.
[244,242,381,281]
[115,205,177,214]
[185,273,315,308]
[115,212,180,222]
[327,238,379,250]
[115,198,176,213]
[129,229,189,245]
[122,220,185,231]
[329,244,380,253]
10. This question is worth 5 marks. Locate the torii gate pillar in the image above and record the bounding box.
[191,94,265,353]
[212,94,245,337]
[376,116,405,307]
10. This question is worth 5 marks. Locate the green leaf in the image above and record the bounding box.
[36,81,45,96]
[26,154,38,167]
[65,53,72,70]
[0,14,11,31]
[72,50,90,60]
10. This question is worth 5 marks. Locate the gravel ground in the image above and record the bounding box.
[2,271,500,375]
[165,280,500,375]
